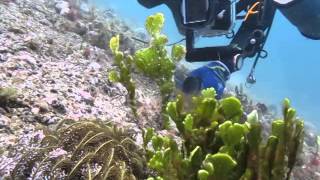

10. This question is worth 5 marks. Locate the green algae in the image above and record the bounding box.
[144,88,304,180]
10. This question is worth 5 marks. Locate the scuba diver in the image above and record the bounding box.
[182,59,234,99]
[137,0,320,98]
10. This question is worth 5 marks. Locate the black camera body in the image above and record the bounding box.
[182,0,235,37]
[138,0,235,37]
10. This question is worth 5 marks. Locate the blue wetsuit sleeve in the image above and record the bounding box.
[189,67,204,78]
[189,65,226,99]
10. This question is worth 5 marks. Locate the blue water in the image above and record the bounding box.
[89,0,320,128]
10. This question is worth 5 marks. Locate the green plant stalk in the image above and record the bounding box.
[271,120,287,180]
[246,111,262,179]
[239,168,253,180]
[286,120,304,180]
[109,36,137,116]
[259,136,278,180]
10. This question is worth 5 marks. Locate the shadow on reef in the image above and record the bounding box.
[0,87,30,119]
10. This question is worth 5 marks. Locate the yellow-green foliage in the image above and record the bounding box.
[134,13,185,104]
[109,35,137,116]
[144,88,304,180]
[109,13,186,115]
[12,120,146,180]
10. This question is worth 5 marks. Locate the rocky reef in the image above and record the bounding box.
[0,0,161,177]
[0,0,319,179]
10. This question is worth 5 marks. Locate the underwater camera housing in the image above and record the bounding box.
[181,0,236,37]
[138,0,319,66]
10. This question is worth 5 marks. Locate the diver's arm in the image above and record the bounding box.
[273,0,320,40]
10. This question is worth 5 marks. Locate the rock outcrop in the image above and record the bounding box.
[0,0,160,177]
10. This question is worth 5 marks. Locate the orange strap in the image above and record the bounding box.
[244,2,261,21]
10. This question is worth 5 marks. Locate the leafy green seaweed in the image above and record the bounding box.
[144,88,304,180]
[109,35,137,116]
[134,13,185,110]
[109,13,186,118]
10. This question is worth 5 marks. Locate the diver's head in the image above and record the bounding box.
[183,76,202,94]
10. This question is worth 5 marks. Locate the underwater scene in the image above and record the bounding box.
[0,0,319,179]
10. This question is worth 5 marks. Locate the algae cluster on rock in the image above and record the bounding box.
[144,88,304,180]
[109,34,137,116]
[108,13,186,117]
[134,13,185,103]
